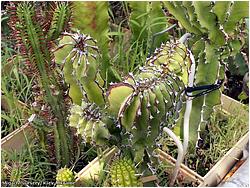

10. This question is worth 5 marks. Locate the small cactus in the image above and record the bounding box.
[56,167,75,187]
[110,158,142,187]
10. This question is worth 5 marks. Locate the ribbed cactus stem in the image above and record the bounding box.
[110,158,142,187]
[162,34,195,187]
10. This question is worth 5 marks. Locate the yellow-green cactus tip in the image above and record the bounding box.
[56,167,75,187]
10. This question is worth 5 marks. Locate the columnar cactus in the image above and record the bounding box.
[7,1,72,166]
[54,29,193,163]
[54,31,105,106]
[110,158,142,187]
[163,1,249,146]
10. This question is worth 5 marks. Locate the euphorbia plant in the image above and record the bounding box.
[54,30,198,184]
[7,1,72,167]
[54,2,248,186]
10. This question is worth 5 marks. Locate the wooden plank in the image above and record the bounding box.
[75,146,119,186]
[199,132,249,187]
[198,95,249,186]
[1,123,35,152]
[140,175,158,184]
[155,148,204,185]
[221,94,248,121]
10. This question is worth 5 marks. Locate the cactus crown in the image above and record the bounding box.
[56,167,75,187]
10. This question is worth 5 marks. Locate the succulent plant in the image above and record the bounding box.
[7,1,72,166]
[60,32,191,162]
[56,167,75,187]
[69,101,110,146]
[54,31,105,106]
[163,1,249,146]
[55,1,248,185]
[110,158,142,187]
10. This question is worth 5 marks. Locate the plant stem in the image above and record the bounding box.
[163,127,183,186]
[183,49,196,155]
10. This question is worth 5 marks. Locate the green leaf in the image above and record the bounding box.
[129,1,168,49]
[150,2,169,48]
[238,91,248,101]
[129,1,148,42]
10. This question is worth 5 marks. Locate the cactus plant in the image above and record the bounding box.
[163,1,249,146]
[54,1,248,185]
[54,31,105,106]
[56,167,75,187]
[7,1,72,166]
[110,158,142,187]
[69,101,110,146]
[59,31,192,163]
[5,1,248,186]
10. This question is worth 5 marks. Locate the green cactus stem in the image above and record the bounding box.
[69,101,110,146]
[106,41,191,162]
[110,158,142,187]
[8,2,72,166]
[54,31,105,106]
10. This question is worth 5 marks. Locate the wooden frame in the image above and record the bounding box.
[1,123,34,152]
